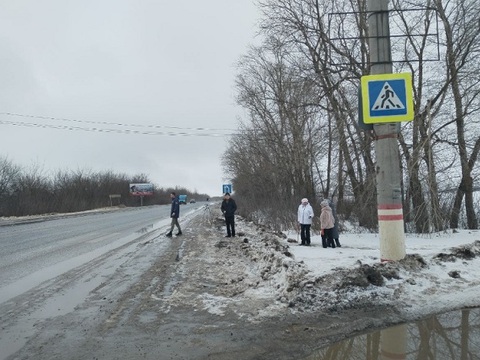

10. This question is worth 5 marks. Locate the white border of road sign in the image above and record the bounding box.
[361,72,414,124]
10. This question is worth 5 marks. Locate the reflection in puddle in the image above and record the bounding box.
[309,307,480,359]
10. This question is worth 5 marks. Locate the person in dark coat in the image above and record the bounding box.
[166,192,182,237]
[320,200,336,248]
[221,192,237,237]
[323,194,341,247]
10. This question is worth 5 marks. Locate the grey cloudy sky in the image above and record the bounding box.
[0,1,260,196]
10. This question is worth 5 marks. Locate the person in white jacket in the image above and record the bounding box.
[297,198,314,246]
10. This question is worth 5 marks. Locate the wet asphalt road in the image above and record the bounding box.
[0,204,204,304]
[0,207,162,293]
[0,203,207,359]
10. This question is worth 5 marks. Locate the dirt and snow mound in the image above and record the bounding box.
[176,209,480,322]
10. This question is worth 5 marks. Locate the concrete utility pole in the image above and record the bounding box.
[367,0,406,261]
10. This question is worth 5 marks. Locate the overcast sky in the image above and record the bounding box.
[0,1,260,196]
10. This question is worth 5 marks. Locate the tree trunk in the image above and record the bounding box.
[436,0,479,230]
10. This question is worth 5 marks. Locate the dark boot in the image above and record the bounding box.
[166,232,172,237]
[335,239,341,247]
[176,231,182,236]
[321,235,327,248]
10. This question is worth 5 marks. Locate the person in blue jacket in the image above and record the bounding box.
[221,192,237,237]
[166,192,182,237]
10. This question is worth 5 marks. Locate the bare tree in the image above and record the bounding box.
[394,0,480,230]
[224,39,326,229]
[256,0,377,227]
[0,160,172,216]
[434,0,480,229]
[0,156,21,216]
[10,164,52,216]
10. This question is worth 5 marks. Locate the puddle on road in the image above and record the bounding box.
[307,307,480,359]
[161,239,186,297]
[136,224,154,234]
[0,272,111,360]
[137,311,158,324]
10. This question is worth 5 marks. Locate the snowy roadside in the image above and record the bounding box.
[218,215,480,324]
[283,228,480,318]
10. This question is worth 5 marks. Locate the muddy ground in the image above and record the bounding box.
[5,208,409,360]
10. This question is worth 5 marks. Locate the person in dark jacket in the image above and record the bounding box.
[166,192,182,237]
[221,192,237,237]
[320,200,336,248]
[323,193,341,247]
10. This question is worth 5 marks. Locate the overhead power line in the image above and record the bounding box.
[0,112,236,137]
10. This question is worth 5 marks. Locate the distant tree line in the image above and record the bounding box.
[0,156,209,217]
[224,0,480,232]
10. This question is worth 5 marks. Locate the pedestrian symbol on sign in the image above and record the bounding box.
[372,82,405,111]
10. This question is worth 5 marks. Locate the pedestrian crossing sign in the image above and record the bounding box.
[222,184,232,194]
[361,72,414,124]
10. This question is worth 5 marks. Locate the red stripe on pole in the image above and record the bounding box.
[381,350,406,359]
[378,204,403,210]
[378,214,404,221]
[375,133,398,140]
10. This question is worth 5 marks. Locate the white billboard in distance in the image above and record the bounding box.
[129,183,154,196]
